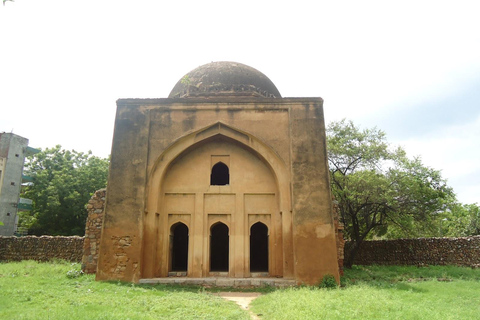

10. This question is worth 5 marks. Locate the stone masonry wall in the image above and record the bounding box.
[81,188,106,274]
[346,236,480,267]
[332,198,345,276]
[0,235,84,262]
[2,235,480,268]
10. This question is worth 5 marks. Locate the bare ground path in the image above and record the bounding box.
[214,292,263,319]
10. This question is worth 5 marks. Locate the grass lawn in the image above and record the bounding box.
[251,265,480,320]
[1,261,480,319]
[0,260,249,320]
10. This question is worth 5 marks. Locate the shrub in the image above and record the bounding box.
[318,274,338,289]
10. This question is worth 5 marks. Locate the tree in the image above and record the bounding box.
[20,145,109,236]
[327,119,455,268]
[441,203,480,237]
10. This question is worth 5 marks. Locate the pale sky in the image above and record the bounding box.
[1,0,479,204]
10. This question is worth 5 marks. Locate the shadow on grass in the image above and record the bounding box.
[104,280,277,294]
[87,264,480,296]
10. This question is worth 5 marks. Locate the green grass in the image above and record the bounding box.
[251,265,480,320]
[0,260,249,320]
[2,261,480,320]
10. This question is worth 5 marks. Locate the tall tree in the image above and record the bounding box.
[20,146,109,236]
[327,119,455,268]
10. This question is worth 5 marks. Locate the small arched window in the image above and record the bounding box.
[210,162,229,185]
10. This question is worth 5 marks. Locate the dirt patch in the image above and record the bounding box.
[214,292,263,319]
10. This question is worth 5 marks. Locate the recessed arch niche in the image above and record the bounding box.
[170,222,188,272]
[250,222,269,273]
[210,222,229,272]
[143,123,293,279]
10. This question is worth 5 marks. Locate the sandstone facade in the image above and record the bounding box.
[96,62,341,285]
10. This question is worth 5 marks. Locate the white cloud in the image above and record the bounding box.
[395,115,480,204]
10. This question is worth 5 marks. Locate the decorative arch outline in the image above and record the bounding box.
[143,121,294,279]
[146,122,290,212]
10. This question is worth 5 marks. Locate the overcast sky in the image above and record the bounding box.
[1,0,479,205]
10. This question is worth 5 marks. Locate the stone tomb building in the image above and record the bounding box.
[96,62,340,285]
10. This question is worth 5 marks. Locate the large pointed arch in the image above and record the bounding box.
[146,122,291,213]
[142,122,293,279]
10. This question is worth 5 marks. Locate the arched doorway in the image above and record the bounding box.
[210,223,229,272]
[250,222,268,272]
[170,223,188,272]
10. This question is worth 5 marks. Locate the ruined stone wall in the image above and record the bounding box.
[81,189,106,274]
[2,235,480,269]
[346,236,480,267]
[332,199,345,275]
[0,236,84,262]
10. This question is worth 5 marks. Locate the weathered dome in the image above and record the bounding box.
[168,61,281,98]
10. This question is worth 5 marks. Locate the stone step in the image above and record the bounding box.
[139,277,297,288]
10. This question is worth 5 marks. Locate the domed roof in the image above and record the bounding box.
[168,61,281,98]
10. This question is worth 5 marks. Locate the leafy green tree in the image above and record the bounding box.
[20,145,109,236]
[441,203,480,237]
[327,119,455,268]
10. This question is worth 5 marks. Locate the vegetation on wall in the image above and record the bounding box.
[326,119,469,268]
[19,146,109,236]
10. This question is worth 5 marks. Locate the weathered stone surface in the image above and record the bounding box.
[168,61,281,99]
[346,236,480,267]
[333,198,345,276]
[2,235,480,271]
[96,62,341,285]
[0,235,83,262]
[81,189,106,274]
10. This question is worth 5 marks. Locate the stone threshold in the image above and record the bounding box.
[139,277,297,288]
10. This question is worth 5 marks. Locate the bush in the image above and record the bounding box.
[318,274,338,289]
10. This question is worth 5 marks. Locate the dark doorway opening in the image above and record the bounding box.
[210,223,229,271]
[210,162,229,185]
[171,223,188,272]
[250,222,268,272]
